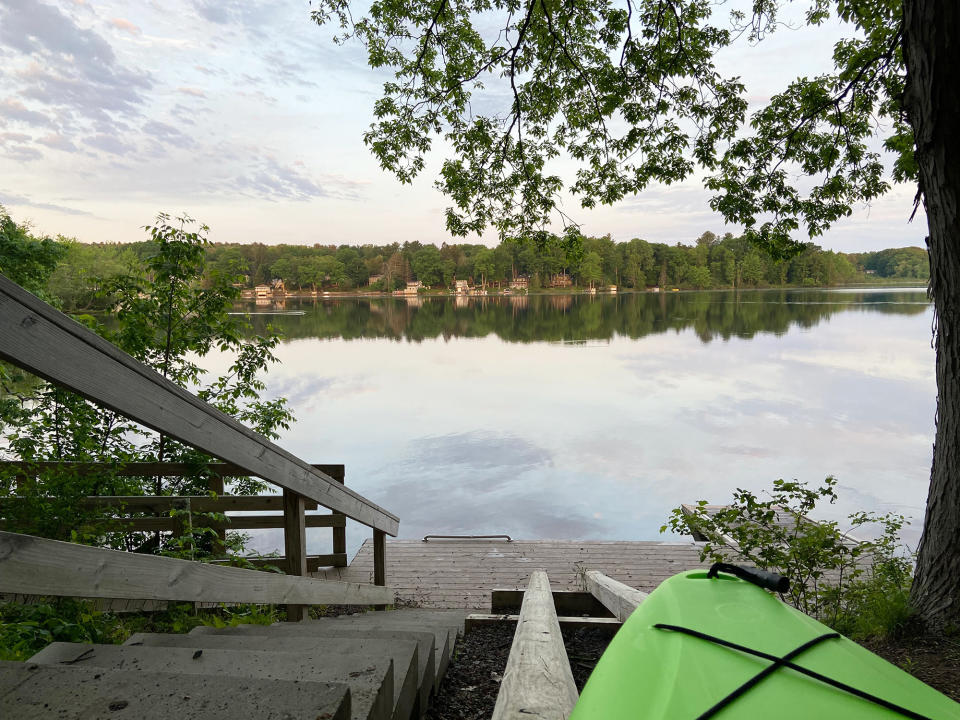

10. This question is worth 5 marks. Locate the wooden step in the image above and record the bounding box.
[28,642,391,720]
[0,660,350,720]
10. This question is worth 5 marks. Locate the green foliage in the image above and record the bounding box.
[0,600,280,662]
[311,0,907,255]
[0,206,65,303]
[662,477,914,639]
[0,212,293,557]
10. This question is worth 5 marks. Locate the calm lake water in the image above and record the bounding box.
[212,287,935,556]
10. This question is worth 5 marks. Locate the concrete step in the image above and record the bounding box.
[0,660,350,720]
[127,632,419,720]
[190,626,432,719]
[300,616,461,685]
[28,643,391,720]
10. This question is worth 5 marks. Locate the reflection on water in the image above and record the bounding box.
[241,288,928,346]
[218,288,934,557]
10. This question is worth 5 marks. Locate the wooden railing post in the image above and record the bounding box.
[283,489,307,621]
[373,529,386,610]
[207,475,226,556]
[331,480,347,562]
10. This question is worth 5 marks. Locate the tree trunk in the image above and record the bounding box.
[903,0,960,632]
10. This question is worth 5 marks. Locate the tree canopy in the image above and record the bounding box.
[312,0,907,257]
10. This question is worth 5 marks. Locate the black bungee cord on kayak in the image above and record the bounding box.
[650,564,933,720]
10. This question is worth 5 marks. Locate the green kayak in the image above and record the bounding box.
[570,567,960,719]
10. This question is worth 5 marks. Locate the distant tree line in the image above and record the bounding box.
[196,232,933,295]
[0,207,929,310]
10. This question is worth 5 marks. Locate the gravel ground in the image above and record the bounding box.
[427,623,959,719]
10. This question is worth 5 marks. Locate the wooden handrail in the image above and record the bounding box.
[585,570,648,621]
[0,462,345,482]
[0,530,389,605]
[0,275,397,536]
[1,495,320,512]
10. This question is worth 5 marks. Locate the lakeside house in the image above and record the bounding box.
[453,279,470,295]
[509,277,529,291]
[394,280,423,296]
[254,284,271,298]
[368,274,384,286]
[548,273,573,288]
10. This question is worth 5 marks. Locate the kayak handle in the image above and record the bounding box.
[707,563,790,593]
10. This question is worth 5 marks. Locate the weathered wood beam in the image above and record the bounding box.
[490,589,614,617]
[2,513,346,533]
[465,613,621,634]
[491,571,579,720]
[0,276,396,535]
[373,529,387,611]
[0,461,345,482]
[209,554,348,571]
[0,531,392,605]
[585,570,649,622]
[2,495,321,513]
[283,489,308,621]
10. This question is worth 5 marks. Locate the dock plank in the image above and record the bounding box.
[314,539,708,609]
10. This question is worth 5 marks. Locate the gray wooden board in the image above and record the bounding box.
[124,632,418,720]
[491,571,579,720]
[490,589,613,616]
[0,275,397,535]
[585,570,649,621]
[464,613,621,634]
[0,530,392,605]
[28,642,391,720]
[0,660,350,720]
[314,539,708,608]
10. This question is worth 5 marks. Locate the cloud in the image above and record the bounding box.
[178,87,207,97]
[36,132,79,152]
[84,133,135,156]
[109,18,141,35]
[0,0,153,136]
[262,50,318,88]
[0,98,55,129]
[231,155,352,202]
[0,190,93,216]
[143,120,194,147]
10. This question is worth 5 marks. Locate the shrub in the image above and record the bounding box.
[662,477,914,639]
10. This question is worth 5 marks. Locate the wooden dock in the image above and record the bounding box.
[315,539,709,608]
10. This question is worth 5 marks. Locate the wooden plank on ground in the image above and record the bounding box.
[491,571,578,720]
[0,530,392,605]
[0,276,396,535]
[585,570,649,621]
[211,554,347,571]
[465,613,621,634]
[490,589,614,617]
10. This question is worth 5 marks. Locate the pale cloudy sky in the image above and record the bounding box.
[0,0,927,251]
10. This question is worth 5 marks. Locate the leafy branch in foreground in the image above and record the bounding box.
[312,0,907,256]
[663,477,913,638]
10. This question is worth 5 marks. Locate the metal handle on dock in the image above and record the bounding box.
[422,534,512,542]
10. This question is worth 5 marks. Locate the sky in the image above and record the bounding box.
[0,0,927,252]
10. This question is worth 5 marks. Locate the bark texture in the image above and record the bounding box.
[903,0,960,632]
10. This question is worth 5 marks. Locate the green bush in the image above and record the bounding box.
[662,477,914,640]
[0,600,281,662]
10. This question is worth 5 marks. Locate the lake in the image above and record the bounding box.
[212,287,935,557]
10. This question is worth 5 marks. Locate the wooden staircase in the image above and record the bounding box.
[1,608,470,720]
